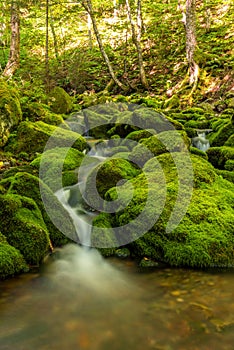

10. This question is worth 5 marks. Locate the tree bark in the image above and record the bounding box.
[125,0,148,89]
[185,0,199,85]
[2,0,20,78]
[81,0,127,91]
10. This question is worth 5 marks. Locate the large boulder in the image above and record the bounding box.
[0,172,76,247]
[5,120,87,155]
[0,232,28,279]
[0,194,50,265]
[0,81,22,147]
[48,87,73,114]
[92,154,234,268]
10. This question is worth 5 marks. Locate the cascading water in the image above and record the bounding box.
[54,139,108,247]
[192,129,211,152]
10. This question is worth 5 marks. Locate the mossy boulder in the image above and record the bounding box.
[84,157,140,211]
[208,119,234,146]
[5,121,87,155]
[0,81,22,147]
[95,154,234,268]
[0,172,75,247]
[225,134,234,147]
[189,146,208,160]
[48,87,73,114]
[0,194,50,265]
[125,129,156,142]
[207,146,234,169]
[31,147,84,191]
[0,235,28,279]
[129,130,190,166]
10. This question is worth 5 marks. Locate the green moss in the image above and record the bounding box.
[99,153,234,268]
[0,80,22,147]
[164,95,180,110]
[6,120,87,155]
[225,134,234,147]
[189,146,208,160]
[184,120,210,129]
[0,242,28,279]
[0,172,75,247]
[224,160,234,171]
[207,146,234,169]
[215,169,234,184]
[91,213,117,256]
[208,120,234,146]
[48,87,73,114]
[84,158,140,211]
[31,147,84,191]
[126,129,156,142]
[0,194,50,265]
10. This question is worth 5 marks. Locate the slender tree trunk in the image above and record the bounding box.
[3,0,20,77]
[45,0,50,91]
[81,0,127,91]
[125,0,148,89]
[50,15,59,60]
[87,12,93,49]
[185,0,199,85]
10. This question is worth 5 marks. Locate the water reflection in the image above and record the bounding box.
[0,244,234,350]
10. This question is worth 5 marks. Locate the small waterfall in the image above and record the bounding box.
[192,129,211,152]
[54,139,109,247]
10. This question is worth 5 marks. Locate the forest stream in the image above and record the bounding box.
[0,245,234,350]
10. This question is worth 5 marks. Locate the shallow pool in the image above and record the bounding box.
[0,244,234,350]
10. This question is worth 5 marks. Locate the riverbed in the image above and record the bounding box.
[0,244,234,350]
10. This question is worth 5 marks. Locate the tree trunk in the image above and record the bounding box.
[2,0,20,78]
[45,0,50,91]
[81,0,127,91]
[125,0,148,89]
[185,0,199,85]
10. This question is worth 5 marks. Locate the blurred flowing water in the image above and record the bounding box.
[0,244,234,350]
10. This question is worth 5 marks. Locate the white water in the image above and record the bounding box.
[54,140,109,246]
[192,130,210,152]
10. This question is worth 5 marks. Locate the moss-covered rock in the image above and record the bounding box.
[48,87,73,114]
[0,81,22,147]
[129,130,190,167]
[215,169,234,184]
[31,147,84,191]
[0,239,28,279]
[125,129,156,142]
[0,194,50,265]
[225,134,234,147]
[5,121,87,155]
[189,146,208,160]
[207,146,234,169]
[96,153,234,268]
[84,157,140,211]
[208,119,234,146]
[0,172,75,247]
